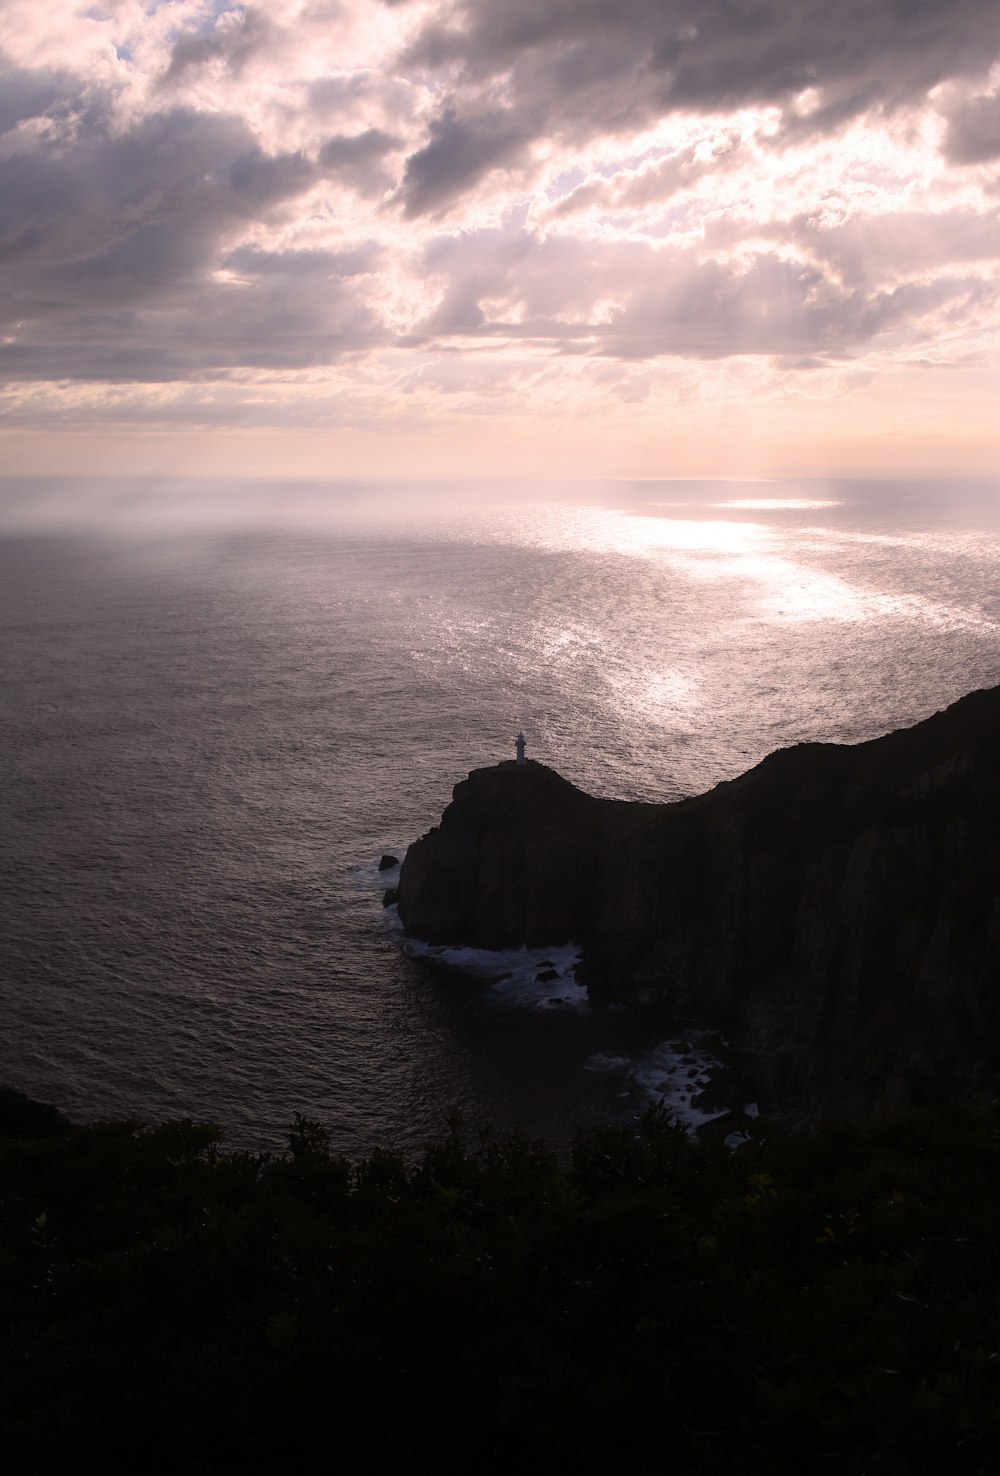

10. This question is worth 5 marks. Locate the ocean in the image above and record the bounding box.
[1,478,998,1154]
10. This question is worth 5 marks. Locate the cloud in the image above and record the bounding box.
[225,242,383,278]
[943,91,1000,164]
[1,0,999,457]
[414,223,996,361]
[398,0,1000,212]
[791,207,1000,287]
[159,7,283,86]
[0,241,387,383]
[0,63,78,134]
[598,255,992,361]
[551,132,744,215]
[397,107,535,217]
[0,106,315,291]
[0,93,388,382]
[319,126,401,194]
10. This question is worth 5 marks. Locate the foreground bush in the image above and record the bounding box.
[2,1090,999,1474]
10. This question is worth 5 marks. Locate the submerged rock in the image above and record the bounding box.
[398,687,1000,1124]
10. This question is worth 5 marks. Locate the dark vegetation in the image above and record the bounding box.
[3,1087,1000,1474]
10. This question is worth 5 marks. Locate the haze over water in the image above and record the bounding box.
[2,479,998,1153]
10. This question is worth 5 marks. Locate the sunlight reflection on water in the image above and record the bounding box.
[711,498,845,510]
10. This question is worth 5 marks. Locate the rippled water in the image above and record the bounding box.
[1,480,998,1151]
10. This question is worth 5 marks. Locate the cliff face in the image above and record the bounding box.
[397,689,1000,1122]
[396,761,632,948]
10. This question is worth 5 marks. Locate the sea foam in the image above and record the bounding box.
[400,937,587,1010]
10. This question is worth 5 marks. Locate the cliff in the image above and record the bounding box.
[395,759,644,948]
[398,688,1000,1122]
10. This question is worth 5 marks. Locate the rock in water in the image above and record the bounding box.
[397,688,1000,1124]
[378,854,400,871]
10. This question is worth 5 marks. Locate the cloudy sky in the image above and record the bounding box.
[3,0,1000,481]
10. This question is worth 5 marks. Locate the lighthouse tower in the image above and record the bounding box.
[515,731,526,765]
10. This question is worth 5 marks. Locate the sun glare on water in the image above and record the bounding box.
[713,499,846,511]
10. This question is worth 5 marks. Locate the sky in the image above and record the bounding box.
[2,0,1000,484]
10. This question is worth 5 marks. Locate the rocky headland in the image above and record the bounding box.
[398,687,1000,1123]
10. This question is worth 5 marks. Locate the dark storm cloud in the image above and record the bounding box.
[397,0,1000,213]
[943,93,1000,164]
[0,104,385,382]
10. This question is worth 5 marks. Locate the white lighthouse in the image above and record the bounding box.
[515,731,526,765]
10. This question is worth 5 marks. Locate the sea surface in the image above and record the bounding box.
[1,478,998,1154]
